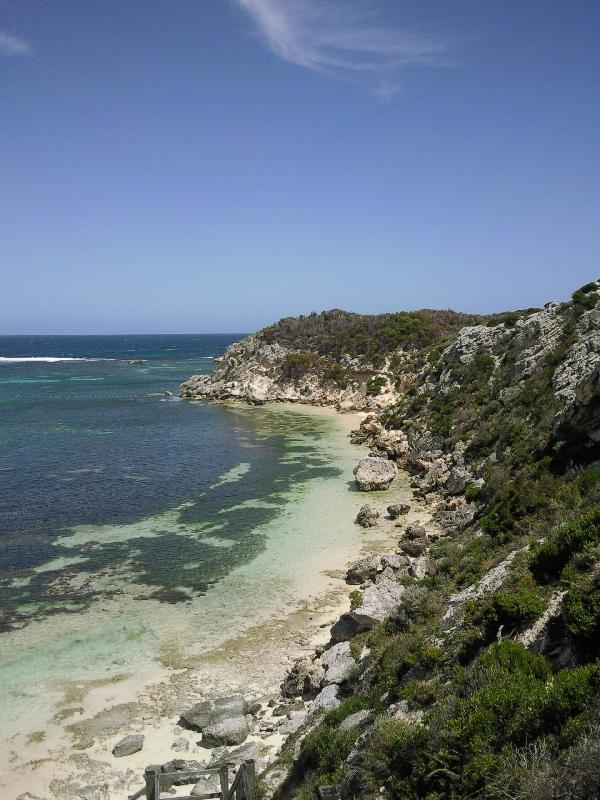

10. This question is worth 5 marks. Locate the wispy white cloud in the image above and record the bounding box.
[233,0,449,98]
[0,30,31,58]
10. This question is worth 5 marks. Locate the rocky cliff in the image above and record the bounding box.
[180,281,600,800]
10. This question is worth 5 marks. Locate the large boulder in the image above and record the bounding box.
[279,711,307,735]
[309,684,340,714]
[180,694,247,732]
[356,504,380,527]
[331,578,405,641]
[346,554,382,584]
[281,657,325,698]
[353,457,397,491]
[320,642,359,686]
[208,741,260,768]
[112,734,144,758]
[201,716,250,747]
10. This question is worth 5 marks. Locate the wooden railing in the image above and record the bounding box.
[128,759,256,800]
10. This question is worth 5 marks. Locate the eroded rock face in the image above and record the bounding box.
[353,457,397,491]
[356,504,380,527]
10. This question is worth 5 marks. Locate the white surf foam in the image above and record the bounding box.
[0,357,107,363]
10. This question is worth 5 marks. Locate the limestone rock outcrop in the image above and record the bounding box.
[353,457,397,491]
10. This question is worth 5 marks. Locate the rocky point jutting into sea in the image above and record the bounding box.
[6,280,600,800]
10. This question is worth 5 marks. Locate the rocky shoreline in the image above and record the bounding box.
[89,411,463,800]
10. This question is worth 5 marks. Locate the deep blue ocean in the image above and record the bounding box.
[0,335,339,632]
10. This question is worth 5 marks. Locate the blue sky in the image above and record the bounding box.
[1,0,599,333]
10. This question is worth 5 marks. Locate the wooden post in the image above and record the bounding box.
[144,766,161,800]
[219,766,230,799]
[244,760,256,800]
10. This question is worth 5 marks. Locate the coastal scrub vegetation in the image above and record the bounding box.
[260,308,484,361]
[268,282,600,800]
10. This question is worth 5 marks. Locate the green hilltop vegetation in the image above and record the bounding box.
[260,308,486,359]
[264,281,600,800]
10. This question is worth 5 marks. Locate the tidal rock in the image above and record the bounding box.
[353,457,397,491]
[387,503,411,519]
[320,642,358,685]
[331,578,405,641]
[281,657,325,698]
[201,717,250,747]
[356,504,380,527]
[346,554,382,584]
[112,734,144,757]
[181,694,248,732]
[339,709,376,732]
[310,684,340,713]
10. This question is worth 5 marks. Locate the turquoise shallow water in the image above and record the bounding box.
[0,336,371,752]
[0,335,342,631]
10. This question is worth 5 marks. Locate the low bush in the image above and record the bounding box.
[561,582,600,657]
[530,503,600,582]
[366,375,386,396]
[464,585,547,649]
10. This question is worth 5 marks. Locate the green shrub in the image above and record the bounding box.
[464,483,482,502]
[280,352,316,380]
[571,287,599,316]
[465,586,547,649]
[530,503,600,582]
[575,466,600,496]
[349,589,363,610]
[366,376,386,396]
[561,583,600,656]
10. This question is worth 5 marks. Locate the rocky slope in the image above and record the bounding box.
[179,280,600,800]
